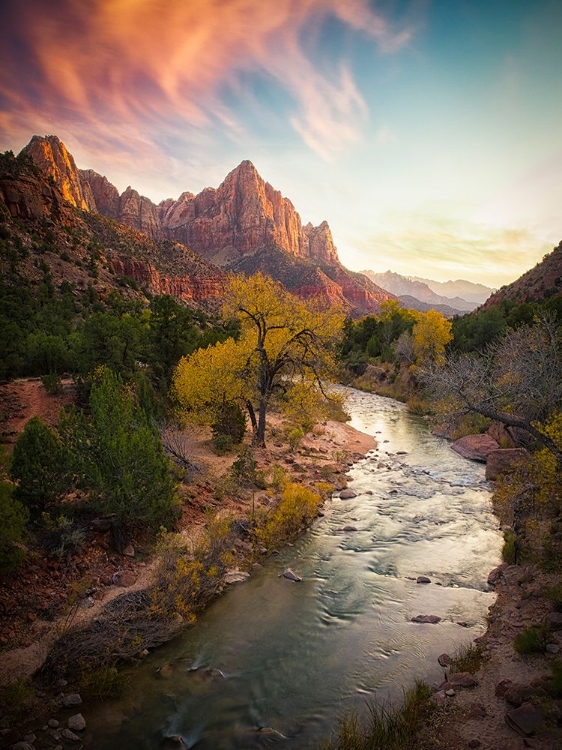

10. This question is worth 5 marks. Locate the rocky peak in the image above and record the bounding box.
[118,186,162,240]
[22,135,95,212]
[79,169,119,219]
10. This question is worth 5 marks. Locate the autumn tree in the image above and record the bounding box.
[411,309,452,367]
[173,273,344,446]
[422,313,562,462]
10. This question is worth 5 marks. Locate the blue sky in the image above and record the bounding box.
[1,0,561,286]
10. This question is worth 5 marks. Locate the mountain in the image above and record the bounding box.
[408,276,494,305]
[0,149,226,307]
[395,295,463,318]
[481,241,562,310]
[22,135,393,316]
[362,270,474,314]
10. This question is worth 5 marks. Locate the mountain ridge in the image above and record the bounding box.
[21,135,393,316]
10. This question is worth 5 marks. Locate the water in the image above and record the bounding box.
[83,388,501,749]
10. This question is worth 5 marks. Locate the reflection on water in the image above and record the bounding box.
[84,388,501,749]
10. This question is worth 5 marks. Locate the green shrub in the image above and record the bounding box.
[502,530,518,564]
[449,643,483,674]
[321,680,433,750]
[0,454,28,573]
[41,373,63,394]
[211,400,246,449]
[514,624,548,654]
[10,417,71,512]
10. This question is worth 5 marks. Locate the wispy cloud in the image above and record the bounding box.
[0,0,412,165]
[353,213,551,287]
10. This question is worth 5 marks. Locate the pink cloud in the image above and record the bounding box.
[0,0,412,160]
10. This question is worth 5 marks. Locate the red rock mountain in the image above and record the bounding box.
[23,135,394,315]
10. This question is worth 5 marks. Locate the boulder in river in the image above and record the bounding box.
[339,489,357,499]
[224,570,250,585]
[282,568,302,582]
[411,614,441,624]
[416,576,431,584]
[451,434,499,462]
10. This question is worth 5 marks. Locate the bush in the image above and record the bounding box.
[41,373,63,394]
[321,680,433,750]
[0,461,28,573]
[449,643,483,674]
[60,368,177,531]
[255,483,321,549]
[514,624,548,654]
[10,417,71,512]
[211,401,246,449]
[502,530,518,564]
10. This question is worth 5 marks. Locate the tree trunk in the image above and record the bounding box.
[253,398,267,448]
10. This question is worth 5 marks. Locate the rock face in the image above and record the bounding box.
[22,135,95,211]
[485,448,529,481]
[23,135,394,316]
[451,434,499,462]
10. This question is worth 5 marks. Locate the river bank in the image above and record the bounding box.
[0,378,376,743]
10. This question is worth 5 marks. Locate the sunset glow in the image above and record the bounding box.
[1,0,561,286]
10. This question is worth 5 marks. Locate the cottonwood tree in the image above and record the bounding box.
[173,273,344,446]
[422,313,562,462]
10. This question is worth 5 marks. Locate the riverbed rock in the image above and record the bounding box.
[485,448,530,480]
[61,693,82,707]
[448,672,477,688]
[67,714,86,732]
[282,568,302,582]
[451,434,499,462]
[223,570,250,585]
[487,562,509,586]
[411,614,441,624]
[339,489,357,499]
[61,728,81,741]
[505,702,544,736]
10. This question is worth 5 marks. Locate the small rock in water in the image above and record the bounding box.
[416,576,431,584]
[438,653,451,668]
[339,489,357,499]
[157,664,174,679]
[282,568,302,582]
[223,570,250,585]
[342,526,358,532]
[411,614,441,624]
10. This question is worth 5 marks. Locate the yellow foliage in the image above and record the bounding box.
[173,272,345,443]
[255,482,321,549]
[411,309,452,366]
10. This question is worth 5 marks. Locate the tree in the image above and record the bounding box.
[10,417,71,512]
[173,273,344,446]
[422,314,562,462]
[411,309,452,367]
[61,368,177,530]
[0,449,28,573]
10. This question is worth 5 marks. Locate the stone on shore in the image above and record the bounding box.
[451,434,499,462]
[61,693,82,707]
[505,702,544,736]
[487,563,509,586]
[485,448,530,480]
[448,672,477,688]
[223,570,250,585]
[67,714,86,732]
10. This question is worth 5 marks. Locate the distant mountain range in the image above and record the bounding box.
[361,270,494,316]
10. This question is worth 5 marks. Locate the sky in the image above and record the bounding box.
[1,0,561,288]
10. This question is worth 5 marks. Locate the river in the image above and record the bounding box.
[83,387,501,749]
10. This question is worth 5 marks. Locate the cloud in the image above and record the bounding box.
[350,213,552,287]
[0,0,412,164]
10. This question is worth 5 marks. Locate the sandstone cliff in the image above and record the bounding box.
[22,135,394,316]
